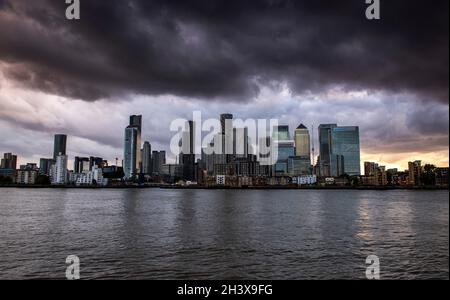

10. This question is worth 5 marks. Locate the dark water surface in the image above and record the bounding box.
[0,189,448,279]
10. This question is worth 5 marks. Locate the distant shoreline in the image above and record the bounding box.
[0,184,447,191]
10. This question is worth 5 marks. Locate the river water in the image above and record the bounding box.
[0,188,448,279]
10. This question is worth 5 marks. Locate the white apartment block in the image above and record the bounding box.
[16,170,38,185]
[51,154,68,185]
[76,166,108,186]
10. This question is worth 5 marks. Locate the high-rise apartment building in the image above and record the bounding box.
[362,162,388,186]
[364,161,378,176]
[408,160,422,186]
[142,141,152,175]
[51,154,68,184]
[123,115,142,179]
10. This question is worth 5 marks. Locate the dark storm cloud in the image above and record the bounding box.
[406,105,450,136]
[0,0,448,102]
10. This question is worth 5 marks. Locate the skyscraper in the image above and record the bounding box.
[39,158,55,176]
[318,124,336,177]
[129,115,142,131]
[272,125,295,176]
[151,151,166,174]
[233,127,249,158]
[220,114,234,165]
[220,113,233,135]
[318,124,361,177]
[142,141,152,175]
[294,124,311,158]
[124,126,140,179]
[273,125,290,141]
[288,156,311,176]
[331,126,361,176]
[180,121,196,181]
[124,115,142,179]
[1,153,17,170]
[53,134,67,160]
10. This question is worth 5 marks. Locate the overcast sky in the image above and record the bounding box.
[0,0,448,170]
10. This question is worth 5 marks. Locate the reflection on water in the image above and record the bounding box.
[0,189,448,279]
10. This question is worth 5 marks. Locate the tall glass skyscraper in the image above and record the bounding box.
[294,124,311,158]
[124,115,142,179]
[180,120,196,181]
[273,125,290,141]
[151,151,166,174]
[331,126,361,176]
[318,124,336,177]
[129,115,142,131]
[318,124,361,177]
[273,125,295,176]
[293,124,312,175]
[53,134,67,160]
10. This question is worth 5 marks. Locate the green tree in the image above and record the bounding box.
[0,175,13,184]
[35,175,51,185]
[350,176,360,187]
[421,164,437,186]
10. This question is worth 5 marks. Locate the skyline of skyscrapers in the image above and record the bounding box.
[0,118,364,180]
[0,112,446,188]
[1,113,432,186]
[119,114,360,181]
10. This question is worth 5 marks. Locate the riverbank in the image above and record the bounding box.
[0,184,447,190]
